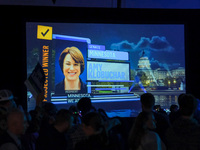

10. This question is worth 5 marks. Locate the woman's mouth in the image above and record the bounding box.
[68,72,76,75]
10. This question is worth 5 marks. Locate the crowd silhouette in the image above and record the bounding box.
[0,89,200,150]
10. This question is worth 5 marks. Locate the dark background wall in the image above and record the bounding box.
[0,6,200,110]
[1,0,200,9]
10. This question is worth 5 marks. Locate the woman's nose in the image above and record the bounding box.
[69,64,74,70]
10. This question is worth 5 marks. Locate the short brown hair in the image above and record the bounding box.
[59,47,85,74]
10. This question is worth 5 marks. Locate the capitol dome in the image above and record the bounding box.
[138,51,151,70]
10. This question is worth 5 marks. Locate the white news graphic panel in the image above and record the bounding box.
[87,61,130,81]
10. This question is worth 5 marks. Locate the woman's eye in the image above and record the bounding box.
[66,63,70,65]
[74,63,79,66]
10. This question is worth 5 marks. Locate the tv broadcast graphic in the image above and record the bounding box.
[26,23,185,117]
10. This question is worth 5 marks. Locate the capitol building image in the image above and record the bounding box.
[136,51,185,89]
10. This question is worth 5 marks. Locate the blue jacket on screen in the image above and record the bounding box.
[55,78,87,95]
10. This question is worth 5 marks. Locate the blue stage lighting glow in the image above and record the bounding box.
[99,80,134,82]
[95,88,127,91]
[52,98,140,104]
[93,94,135,97]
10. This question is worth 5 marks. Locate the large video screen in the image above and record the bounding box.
[26,23,185,116]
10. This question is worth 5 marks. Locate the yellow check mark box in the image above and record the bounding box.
[37,25,53,40]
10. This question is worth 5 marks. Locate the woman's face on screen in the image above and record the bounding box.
[63,53,81,81]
